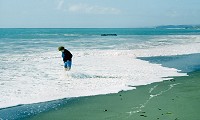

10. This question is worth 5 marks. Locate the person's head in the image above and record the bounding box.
[58,46,65,52]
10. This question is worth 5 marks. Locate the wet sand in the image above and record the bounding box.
[27,70,200,120]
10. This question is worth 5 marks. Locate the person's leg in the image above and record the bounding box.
[64,62,69,71]
[67,60,72,70]
[64,60,72,71]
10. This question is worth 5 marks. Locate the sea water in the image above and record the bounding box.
[0,28,200,109]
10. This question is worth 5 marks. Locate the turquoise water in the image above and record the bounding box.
[138,53,200,73]
[1,28,200,54]
[0,28,200,120]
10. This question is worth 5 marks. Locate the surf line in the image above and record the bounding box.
[126,83,181,117]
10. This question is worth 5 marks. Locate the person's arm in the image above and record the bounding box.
[62,52,66,62]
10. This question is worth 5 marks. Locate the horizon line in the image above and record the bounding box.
[0,24,199,29]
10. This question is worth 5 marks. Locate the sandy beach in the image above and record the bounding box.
[26,70,200,120]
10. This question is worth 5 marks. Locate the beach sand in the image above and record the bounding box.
[27,70,200,120]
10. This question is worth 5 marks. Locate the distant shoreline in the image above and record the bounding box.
[155,25,200,29]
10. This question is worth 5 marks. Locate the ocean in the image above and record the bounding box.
[0,28,200,119]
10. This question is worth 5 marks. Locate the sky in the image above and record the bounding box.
[0,0,200,28]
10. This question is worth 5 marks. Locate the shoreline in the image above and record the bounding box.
[25,70,200,120]
[0,71,199,120]
[0,53,200,120]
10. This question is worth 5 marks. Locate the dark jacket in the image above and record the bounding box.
[62,49,72,62]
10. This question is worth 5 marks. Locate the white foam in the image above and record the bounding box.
[0,42,200,109]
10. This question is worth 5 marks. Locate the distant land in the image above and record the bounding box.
[155,25,200,29]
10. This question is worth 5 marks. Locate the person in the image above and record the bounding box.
[58,46,73,71]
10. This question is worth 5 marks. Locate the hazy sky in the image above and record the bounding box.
[0,0,200,28]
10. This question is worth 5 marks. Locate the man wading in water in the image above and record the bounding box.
[58,46,73,71]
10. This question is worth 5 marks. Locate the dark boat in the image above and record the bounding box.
[101,34,117,36]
